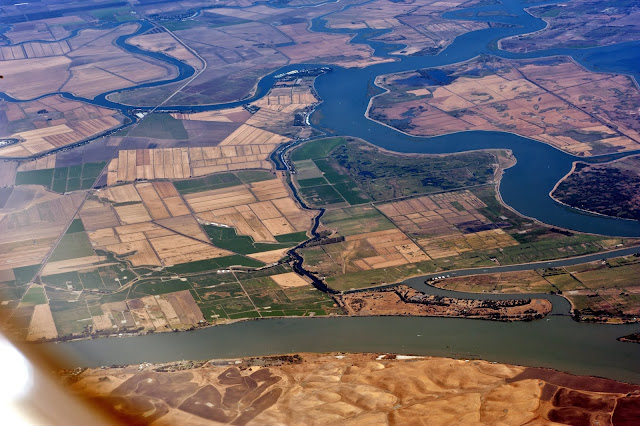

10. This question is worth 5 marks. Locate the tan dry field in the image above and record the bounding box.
[0,24,175,99]
[375,191,518,259]
[106,125,286,184]
[26,303,58,341]
[0,185,60,214]
[373,57,640,156]
[17,155,57,172]
[171,107,250,123]
[0,192,84,269]
[185,177,314,243]
[4,17,79,44]
[270,272,310,288]
[68,352,640,425]
[325,0,488,55]
[343,228,431,271]
[376,190,489,235]
[128,31,203,69]
[41,255,107,276]
[0,95,124,157]
[276,23,391,68]
[86,182,230,267]
[97,290,204,333]
[246,247,290,264]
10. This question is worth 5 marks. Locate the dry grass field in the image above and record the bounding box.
[246,78,319,139]
[376,191,518,259]
[343,229,431,271]
[371,56,640,156]
[171,107,250,124]
[68,353,640,425]
[270,272,310,288]
[0,192,85,269]
[16,156,57,172]
[0,24,176,99]
[376,191,489,236]
[95,290,204,333]
[4,17,80,44]
[128,30,203,69]
[276,23,390,68]
[0,95,125,158]
[106,125,285,184]
[324,0,488,55]
[86,182,232,267]
[186,177,314,243]
[26,303,58,341]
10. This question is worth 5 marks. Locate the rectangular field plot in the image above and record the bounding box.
[293,154,370,207]
[15,161,106,192]
[184,176,314,244]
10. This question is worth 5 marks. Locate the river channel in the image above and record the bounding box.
[11,0,640,379]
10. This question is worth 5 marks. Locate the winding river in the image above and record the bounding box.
[5,0,640,379]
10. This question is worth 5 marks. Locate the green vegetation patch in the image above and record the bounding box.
[236,170,276,183]
[132,279,192,296]
[322,206,395,236]
[48,231,95,263]
[166,255,264,274]
[15,161,106,192]
[21,286,47,305]
[49,301,92,336]
[174,172,241,195]
[66,219,86,234]
[204,225,298,255]
[291,137,347,161]
[127,113,188,140]
[332,142,497,201]
[298,184,345,206]
[15,169,54,187]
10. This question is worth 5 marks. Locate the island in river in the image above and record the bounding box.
[338,284,551,321]
[62,352,640,425]
[552,155,640,221]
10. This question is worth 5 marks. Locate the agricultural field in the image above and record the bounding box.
[245,77,321,140]
[87,181,234,267]
[15,161,106,192]
[500,0,640,52]
[551,155,640,221]
[0,95,126,158]
[106,124,286,184]
[432,254,640,323]
[0,23,177,99]
[0,191,85,270]
[183,173,314,248]
[370,56,640,156]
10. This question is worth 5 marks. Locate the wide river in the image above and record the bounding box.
[12,0,640,380]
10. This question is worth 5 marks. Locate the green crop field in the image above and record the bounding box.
[290,137,347,161]
[48,231,95,263]
[15,161,106,193]
[174,172,241,194]
[21,286,47,305]
[204,225,305,255]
